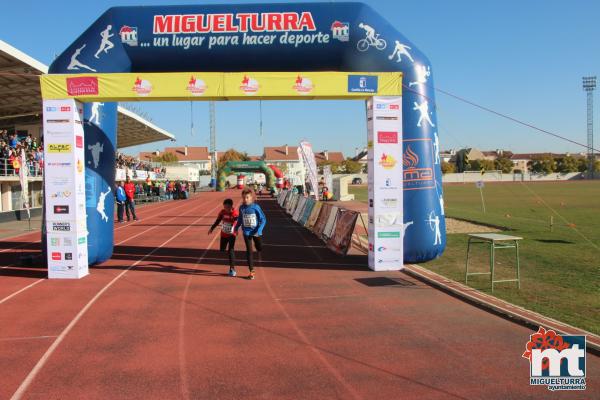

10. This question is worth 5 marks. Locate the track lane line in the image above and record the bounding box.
[9,197,219,400]
[0,198,203,303]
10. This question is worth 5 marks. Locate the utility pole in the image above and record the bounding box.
[209,101,217,187]
[583,76,596,179]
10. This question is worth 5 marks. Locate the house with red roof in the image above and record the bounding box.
[139,146,211,172]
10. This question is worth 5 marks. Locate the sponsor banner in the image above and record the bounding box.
[40,72,402,101]
[292,196,307,222]
[322,205,339,239]
[327,209,359,255]
[298,141,319,199]
[298,198,316,226]
[305,201,323,228]
[312,203,333,239]
[368,96,403,271]
[43,99,89,279]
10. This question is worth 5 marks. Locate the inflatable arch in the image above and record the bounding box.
[217,161,276,192]
[46,2,446,268]
[268,164,285,188]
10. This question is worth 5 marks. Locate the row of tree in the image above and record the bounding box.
[445,154,600,174]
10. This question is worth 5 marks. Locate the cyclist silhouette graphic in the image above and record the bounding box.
[357,22,387,52]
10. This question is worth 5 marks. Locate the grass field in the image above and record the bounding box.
[349,181,600,335]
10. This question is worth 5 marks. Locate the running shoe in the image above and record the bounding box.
[228,268,237,277]
[248,271,255,280]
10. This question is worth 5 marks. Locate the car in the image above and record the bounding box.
[352,177,363,185]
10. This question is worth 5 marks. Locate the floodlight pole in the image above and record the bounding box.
[209,101,217,187]
[583,76,596,179]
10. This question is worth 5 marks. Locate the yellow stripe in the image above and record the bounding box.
[40,71,401,101]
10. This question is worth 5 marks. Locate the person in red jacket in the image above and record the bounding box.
[123,176,138,221]
[208,198,239,277]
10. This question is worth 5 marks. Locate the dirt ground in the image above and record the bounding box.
[445,217,500,234]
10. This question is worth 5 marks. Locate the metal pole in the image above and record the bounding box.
[479,187,486,213]
[209,101,216,188]
[583,76,596,179]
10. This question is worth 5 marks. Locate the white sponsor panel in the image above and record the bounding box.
[367,96,403,271]
[298,141,319,199]
[43,99,89,279]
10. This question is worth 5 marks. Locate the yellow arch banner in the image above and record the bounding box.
[40,71,402,102]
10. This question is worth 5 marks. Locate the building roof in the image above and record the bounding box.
[140,146,209,162]
[264,145,299,161]
[0,39,175,148]
[315,151,345,163]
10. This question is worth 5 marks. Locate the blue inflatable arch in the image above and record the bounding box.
[49,2,445,264]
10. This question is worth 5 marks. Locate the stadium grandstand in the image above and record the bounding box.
[0,39,175,216]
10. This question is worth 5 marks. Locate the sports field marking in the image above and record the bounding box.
[8,198,222,400]
[0,279,44,305]
[519,182,600,251]
[178,216,222,400]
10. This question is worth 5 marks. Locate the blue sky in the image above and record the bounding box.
[2,0,598,157]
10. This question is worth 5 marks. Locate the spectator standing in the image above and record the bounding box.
[123,176,138,221]
[115,181,127,222]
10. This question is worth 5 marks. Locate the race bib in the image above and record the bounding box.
[222,222,234,234]
[243,213,257,228]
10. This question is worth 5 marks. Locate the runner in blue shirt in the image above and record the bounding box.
[235,188,266,280]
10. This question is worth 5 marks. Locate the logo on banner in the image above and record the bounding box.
[523,327,586,391]
[403,141,434,190]
[377,231,401,238]
[51,252,62,261]
[66,77,99,96]
[65,253,73,261]
[186,75,207,96]
[61,106,71,112]
[331,21,350,42]
[120,25,138,46]
[64,238,73,246]
[293,75,314,94]
[53,205,70,214]
[45,107,57,112]
[75,136,83,148]
[49,265,75,272]
[375,103,400,110]
[48,144,72,153]
[348,75,378,93]
[377,131,398,144]
[51,222,71,232]
[78,237,86,244]
[133,77,153,96]
[77,159,84,174]
[380,198,399,209]
[46,119,70,124]
[47,162,72,168]
[378,153,397,170]
[240,75,259,95]
[50,238,60,246]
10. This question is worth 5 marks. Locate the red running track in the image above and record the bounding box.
[0,192,598,399]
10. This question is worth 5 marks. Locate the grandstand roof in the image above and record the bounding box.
[0,39,174,148]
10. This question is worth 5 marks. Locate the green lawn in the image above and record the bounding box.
[349,182,600,334]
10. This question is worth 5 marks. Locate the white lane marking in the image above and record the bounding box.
[0,279,44,305]
[0,335,58,342]
[10,199,223,400]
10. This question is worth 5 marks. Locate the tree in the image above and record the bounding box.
[469,159,495,172]
[318,160,341,174]
[529,155,556,174]
[342,158,362,173]
[494,156,514,173]
[556,156,579,173]
[441,161,455,174]
[152,152,179,163]
[217,148,249,169]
